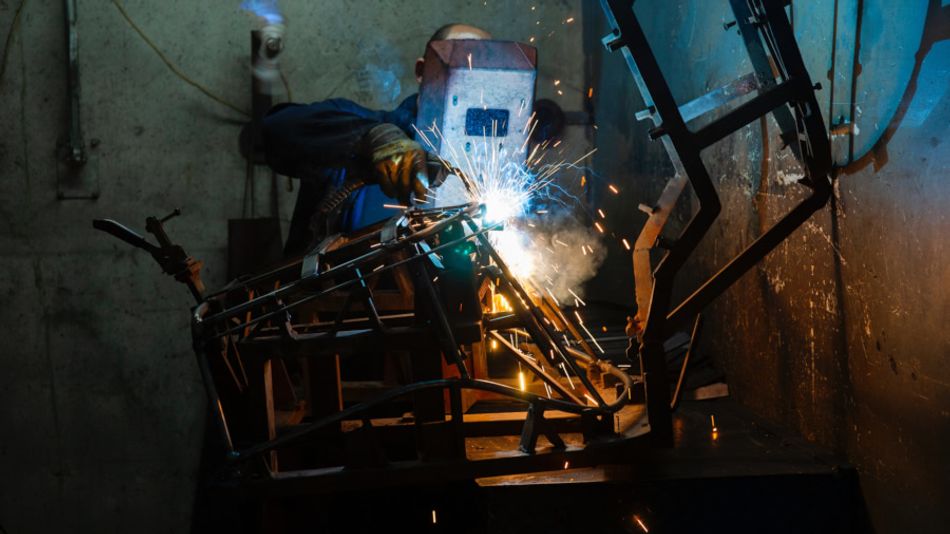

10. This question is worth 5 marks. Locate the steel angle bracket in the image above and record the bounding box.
[599,0,832,442]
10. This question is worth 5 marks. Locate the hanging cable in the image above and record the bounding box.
[0,0,28,83]
[110,0,249,117]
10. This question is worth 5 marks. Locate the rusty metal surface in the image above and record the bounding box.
[589,2,950,533]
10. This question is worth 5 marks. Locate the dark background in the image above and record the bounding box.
[1,1,947,532]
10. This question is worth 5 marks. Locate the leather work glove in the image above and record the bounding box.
[362,123,431,204]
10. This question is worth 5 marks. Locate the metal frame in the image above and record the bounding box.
[180,203,645,491]
[91,0,834,494]
[600,0,832,442]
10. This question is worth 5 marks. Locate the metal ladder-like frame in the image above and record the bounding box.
[599,0,833,443]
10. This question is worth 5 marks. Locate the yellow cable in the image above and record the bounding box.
[0,0,28,83]
[110,0,249,117]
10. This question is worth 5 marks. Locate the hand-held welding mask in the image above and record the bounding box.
[415,40,538,207]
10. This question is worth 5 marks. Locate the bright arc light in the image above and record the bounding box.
[490,227,536,280]
[482,189,523,225]
[413,120,582,285]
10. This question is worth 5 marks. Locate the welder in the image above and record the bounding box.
[262,23,493,256]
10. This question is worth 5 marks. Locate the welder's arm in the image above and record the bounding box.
[262,102,440,204]
[262,102,380,177]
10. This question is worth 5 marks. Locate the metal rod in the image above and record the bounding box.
[472,228,606,408]
[489,331,583,404]
[200,206,477,329]
[234,376,630,461]
[63,0,86,166]
[412,250,470,379]
[665,179,830,332]
[670,314,703,411]
[210,219,500,339]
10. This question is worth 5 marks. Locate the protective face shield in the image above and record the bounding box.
[415,40,538,207]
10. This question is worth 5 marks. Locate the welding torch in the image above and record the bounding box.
[315,124,452,224]
[92,209,205,302]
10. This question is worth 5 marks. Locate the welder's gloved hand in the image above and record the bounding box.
[362,123,430,204]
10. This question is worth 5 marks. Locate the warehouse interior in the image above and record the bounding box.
[0,1,947,533]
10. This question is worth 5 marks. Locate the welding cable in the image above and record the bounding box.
[309,175,365,237]
[0,0,27,84]
[110,0,249,117]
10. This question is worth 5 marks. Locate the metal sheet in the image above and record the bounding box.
[793,0,929,165]
[850,0,929,162]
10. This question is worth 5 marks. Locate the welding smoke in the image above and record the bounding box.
[494,212,606,303]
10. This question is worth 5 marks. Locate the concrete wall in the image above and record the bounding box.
[0,1,584,531]
[587,1,949,533]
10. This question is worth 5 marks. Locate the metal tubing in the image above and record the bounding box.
[692,78,802,149]
[489,331,584,404]
[670,314,703,411]
[200,206,478,329]
[665,177,831,332]
[412,250,470,379]
[604,0,723,442]
[474,230,607,408]
[235,376,631,461]
[207,217,499,339]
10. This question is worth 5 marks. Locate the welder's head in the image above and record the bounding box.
[415,23,492,83]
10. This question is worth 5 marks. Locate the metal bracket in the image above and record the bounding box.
[519,403,566,454]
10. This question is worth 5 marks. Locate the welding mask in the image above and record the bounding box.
[415,39,538,207]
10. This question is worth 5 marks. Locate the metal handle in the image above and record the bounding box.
[63,0,86,166]
[92,219,159,254]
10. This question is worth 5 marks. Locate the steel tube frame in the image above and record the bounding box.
[188,203,637,486]
[600,0,832,442]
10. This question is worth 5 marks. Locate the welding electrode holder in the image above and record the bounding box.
[92,210,205,302]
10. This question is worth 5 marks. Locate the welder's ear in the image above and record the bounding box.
[415,57,425,84]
